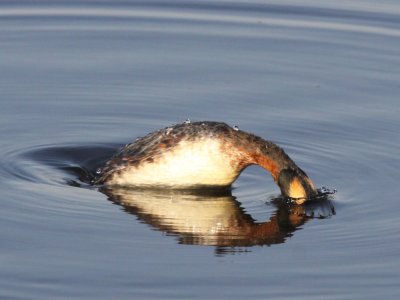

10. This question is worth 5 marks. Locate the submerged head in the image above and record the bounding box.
[278,168,317,204]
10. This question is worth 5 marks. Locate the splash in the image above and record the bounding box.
[278,186,337,206]
[316,186,337,197]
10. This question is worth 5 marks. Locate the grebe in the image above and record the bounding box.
[95,121,317,204]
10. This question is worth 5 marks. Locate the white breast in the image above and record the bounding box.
[107,139,239,187]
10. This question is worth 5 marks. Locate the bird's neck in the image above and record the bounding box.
[235,134,317,200]
[245,138,296,182]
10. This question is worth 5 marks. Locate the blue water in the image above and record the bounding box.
[1,1,400,299]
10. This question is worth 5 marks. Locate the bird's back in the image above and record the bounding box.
[95,122,256,188]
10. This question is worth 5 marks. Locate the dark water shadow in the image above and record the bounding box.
[23,143,121,186]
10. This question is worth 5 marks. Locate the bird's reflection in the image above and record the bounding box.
[100,187,334,253]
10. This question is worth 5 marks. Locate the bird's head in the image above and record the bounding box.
[278,168,317,204]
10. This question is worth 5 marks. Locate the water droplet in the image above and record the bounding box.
[165,127,173,135]
[184,118,191,124]
[233,125,239,131]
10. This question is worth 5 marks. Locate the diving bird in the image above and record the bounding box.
[94,121,317,204]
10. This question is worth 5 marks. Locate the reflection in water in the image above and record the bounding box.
[100,187,335,254]
[24,144,335,255]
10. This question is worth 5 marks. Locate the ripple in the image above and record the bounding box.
[1,0,399,296]
[1,143,119,186]
[1,4,400,38]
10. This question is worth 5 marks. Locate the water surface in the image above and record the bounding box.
[1,1,400,299]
